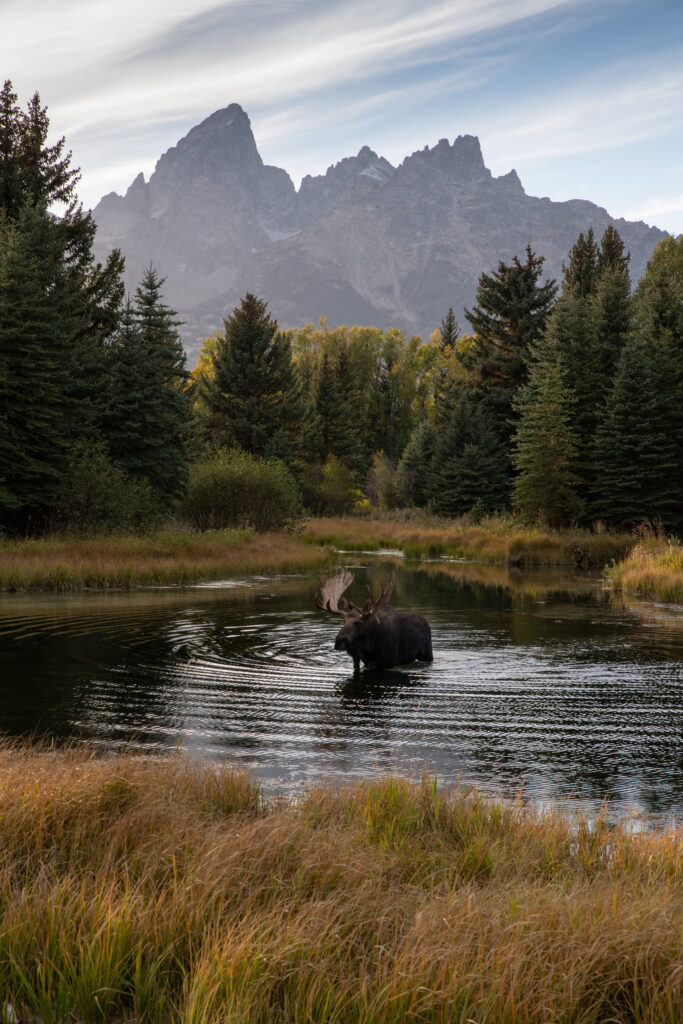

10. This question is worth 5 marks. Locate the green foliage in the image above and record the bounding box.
[317,455,362,515]
[367,452,400,510]
[462,245,557,443]
[396,420,438,508]
[562,228,599,298]
[512,353,583,526]
[104,272,190,507]
[194,293,301,463]
[54,444,160,535]
[439,307,460,348]
[592,337,678,529]
[183,449,302,531]
[430,391,510,517]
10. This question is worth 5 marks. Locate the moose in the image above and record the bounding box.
[315,570,433,671]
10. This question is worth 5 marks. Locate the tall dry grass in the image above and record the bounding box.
[303,515,632,567]
[0,530,331,592]
[605,533,683,604]
[2,744,683,1022]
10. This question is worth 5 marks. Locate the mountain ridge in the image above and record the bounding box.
[92,104,668,361]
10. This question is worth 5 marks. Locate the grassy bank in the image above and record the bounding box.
[2,745,683,1023]
[0,529,331,592]
[303,515,633,567]
[605,534,683,604]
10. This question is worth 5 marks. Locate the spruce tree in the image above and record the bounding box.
[120,268,189,504]
[439,307,459,349]
[562,228,599,298]
[0,204,72,520]
[396,419,438,508]
[429,392,510,517]
[512,352,583,526]
[461,245,557,443]
[197,293,301,461]
[592,337,675,528]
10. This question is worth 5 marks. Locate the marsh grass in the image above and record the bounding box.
[3,744,683,1022]
[303,515,632,567]
[605,533,683,604]
[0,530,332,592]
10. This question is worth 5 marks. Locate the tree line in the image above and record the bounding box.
[2,80,682,535]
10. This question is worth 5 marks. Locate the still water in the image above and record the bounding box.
[1,561,682,818]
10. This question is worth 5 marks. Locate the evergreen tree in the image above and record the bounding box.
[0,203,72,519]
[562,228,599,298]
[592,337,676,528]
[512,352,583,526]
[117,268,189,504]
[461,245,557,443]
[396,419,437,508]
[439,307,459,349]
[429,392,510,517]
[597,225,630,277]
[196,293,301,461]
[631,235,683,527]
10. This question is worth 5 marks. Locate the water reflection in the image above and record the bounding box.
[0,565,682,818]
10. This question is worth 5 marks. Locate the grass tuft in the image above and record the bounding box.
[605,532,683,604]
[303,515,633,567]
[0,529,332,592]
[2,745,683,1021]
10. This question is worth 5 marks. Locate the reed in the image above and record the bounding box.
[0,530,332,592]
[303,515,633,567]
[605,534,683,604]
[2,743,683,1023]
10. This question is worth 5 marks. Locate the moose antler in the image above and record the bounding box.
[315,570,356,615]
[362,575,395,615]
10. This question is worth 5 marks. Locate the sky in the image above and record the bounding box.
[3,0,683,234]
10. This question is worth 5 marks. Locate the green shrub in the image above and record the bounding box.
[55,444,161,535]
[367,451,400,510]
[184,448,302,531]
[318,455,364,515]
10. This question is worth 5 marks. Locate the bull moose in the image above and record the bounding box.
[315,570,433,671]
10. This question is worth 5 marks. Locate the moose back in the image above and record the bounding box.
[315,571,433,671]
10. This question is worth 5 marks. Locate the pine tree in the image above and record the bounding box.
[429,392,510,517]
[123,268,189,504]
[597,225,630,277]
[439,307,459,349]
[592,337,676,528]
[512,352,583,526]
[396,419,437,507]
[197,293,301,461]
[461,245,557,443]
[0,204,72,519]
[562,228,599,298]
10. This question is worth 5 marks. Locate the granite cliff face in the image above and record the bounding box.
[92,104,668,362]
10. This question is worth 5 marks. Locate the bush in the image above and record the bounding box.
[367,451,400,510]
[55,443,161,535]
[183,448,302,531]
[317,455,365,515]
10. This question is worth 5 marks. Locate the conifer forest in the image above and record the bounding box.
[2,80,682,537]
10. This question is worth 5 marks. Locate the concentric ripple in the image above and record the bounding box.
[1,567,682,818]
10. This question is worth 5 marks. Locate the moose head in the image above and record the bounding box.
[315,570,433,672]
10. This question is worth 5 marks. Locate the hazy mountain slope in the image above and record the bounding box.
[92,104,667,363]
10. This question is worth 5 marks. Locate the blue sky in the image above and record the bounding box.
[3,0,682,232]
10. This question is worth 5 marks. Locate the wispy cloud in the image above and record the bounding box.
[479,55,683,168]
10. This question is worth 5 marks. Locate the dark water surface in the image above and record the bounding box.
[1,561,682,818]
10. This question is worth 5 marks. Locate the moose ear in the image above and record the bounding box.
[361,599,373,614]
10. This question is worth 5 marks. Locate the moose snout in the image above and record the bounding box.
[334,631,347,651]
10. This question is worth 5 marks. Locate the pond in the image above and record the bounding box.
[1,560,682,820]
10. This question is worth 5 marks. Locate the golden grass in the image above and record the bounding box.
[303,515,633,567]
[0,529,332,592]
[605,536,683,604]
[2,744,683,1022]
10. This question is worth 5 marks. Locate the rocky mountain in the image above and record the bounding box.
[92,104,668,363]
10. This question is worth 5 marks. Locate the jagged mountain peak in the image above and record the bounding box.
[92,103,668,363]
